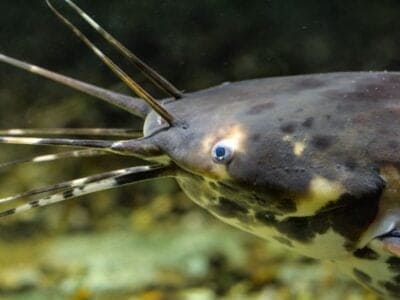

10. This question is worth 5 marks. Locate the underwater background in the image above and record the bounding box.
[0,0,400,299]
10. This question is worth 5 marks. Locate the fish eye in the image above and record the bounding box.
[211,140,234,164]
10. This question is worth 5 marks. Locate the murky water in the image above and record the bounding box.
[0,1,398,299]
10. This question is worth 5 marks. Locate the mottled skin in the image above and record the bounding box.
[143,72,400,297]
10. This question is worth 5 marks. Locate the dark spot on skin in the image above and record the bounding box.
[353,247,379,260]
[273,236,293,247]
[63,190,74,199]
[311,135,334,150]
[297,77,325,89]
[394,275,400,284]
[380,280,400,296]
[275,198,297,213]
[386,257,400,273]
[251,133,261,142]
[252,194,267,206]
[299,257,317,264]
[324,75,400,105]
[302,117,314,128]
[208,181,218,190]
[29,200,40,208]
[256,210,329,242]
[276,215,330,243]
[388,140,399,150]
[344,160,357,171]
[255,191,382,245]
[246,102,275,115]
[280,122,296,134]
[328,192,381,248]
[353,268,372,283]
[214,197,248,218]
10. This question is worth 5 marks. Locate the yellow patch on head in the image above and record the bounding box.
[282,135,307,157]
[294,176,345,216]
[200,124,246,179]
[202,124,246,154]
[294,142,306,156]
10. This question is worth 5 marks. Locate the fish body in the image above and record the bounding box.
[144,72,400,296]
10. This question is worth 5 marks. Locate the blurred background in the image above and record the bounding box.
[0,0,399,299]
